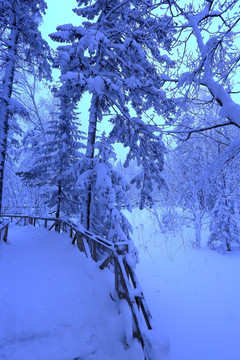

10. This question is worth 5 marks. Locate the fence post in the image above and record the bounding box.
[92,241,97,262]
[114,257,120,296]
[3,223,9,242]
[114,243,128,299]
[54,220,61,233]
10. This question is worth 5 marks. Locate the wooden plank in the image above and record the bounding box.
[48,221,56,231]
[117,257,153,359]
[56,221,61,233]
[80,233,114,252]
[3,223,9,242]
[0,222,9,243]
[114,257,120,295]
[99,254,113,270]
[118,267,143,341]
[16,217,23,225]
[76,234,86,253]
[82,237,91,258]
[123,259,152,329]
[71,233,77,245]
[82,230,113,248]
[114,256,127,299]
[62,221,67,232]
[92,241,97,261]
[117,259,145,343]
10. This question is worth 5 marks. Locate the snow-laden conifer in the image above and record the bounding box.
[50,0,176,243]
[0,0,52,211]
[20,94,84,218]
[91,133,132,241]
[208,194,240,252]
[208,167,240,252]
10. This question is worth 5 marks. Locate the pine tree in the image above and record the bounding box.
[50,0,176,242]
[91,134,133,241]
[46,93,85,218]
[21,93,84,218]
[0,0,52,212]
[208,169,240,252]
[208,194,240,252]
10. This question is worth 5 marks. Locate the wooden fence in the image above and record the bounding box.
[0,214,154,359]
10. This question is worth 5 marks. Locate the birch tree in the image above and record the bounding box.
[162,101,240,248]
[168,1,240,148]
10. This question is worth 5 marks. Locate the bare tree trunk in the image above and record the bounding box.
[83,95,99,230]
[0,24,19,213]
[56,182,62,219]
[55,182,62,232]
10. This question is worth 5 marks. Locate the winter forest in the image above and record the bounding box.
[1,0,240,359]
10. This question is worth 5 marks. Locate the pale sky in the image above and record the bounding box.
[40,1,92,138]
[40,0,127,159]
[41,0,79,48]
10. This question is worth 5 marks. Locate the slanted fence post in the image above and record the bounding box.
[0,222,9,243]
[3,222,9,242]
[114,243,128,299]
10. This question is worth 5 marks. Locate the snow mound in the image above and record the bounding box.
[0,225,143,360]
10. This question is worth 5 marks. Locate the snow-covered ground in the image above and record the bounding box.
[129,208,240,360]
[1,211,240,360]
[0,225,142,360]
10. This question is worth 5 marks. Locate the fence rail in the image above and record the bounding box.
[0,214,154,359]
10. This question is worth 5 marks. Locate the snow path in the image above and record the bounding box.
[0,225,143,360]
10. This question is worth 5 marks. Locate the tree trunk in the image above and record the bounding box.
[55,182,62,232]
[56,182,62,219]
[0,24,19,213]
[83,95,99,230]
[194,211,202,248]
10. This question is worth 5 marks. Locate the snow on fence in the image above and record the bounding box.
[0,214,154,360]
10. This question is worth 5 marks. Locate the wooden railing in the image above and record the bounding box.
[0,214,154,359]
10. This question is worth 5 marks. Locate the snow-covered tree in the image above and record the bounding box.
[47,93,84,218]
[162,100,240,248]
[161,128,215,246]
[20,93,84,218]
[81,133,133,245]
[0,0,52,212]
[50,0,176,241]
[208,171,240,252]
[110,114,166,210]
[167,1,240,152]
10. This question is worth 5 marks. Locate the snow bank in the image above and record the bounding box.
[129,208,240,360]
[0,225,143,360]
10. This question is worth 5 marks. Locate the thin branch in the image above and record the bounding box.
[161,121,239,141]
